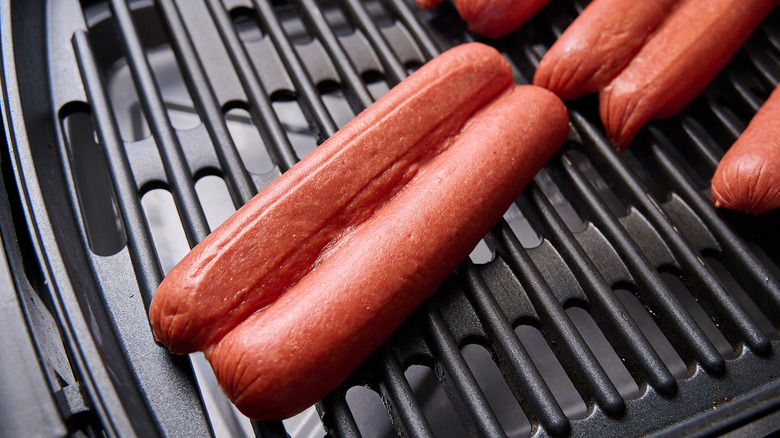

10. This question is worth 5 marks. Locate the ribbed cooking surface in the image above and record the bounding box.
[2,0,780,436]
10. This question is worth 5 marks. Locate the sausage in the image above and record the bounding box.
[415,0,443,9]
[453,0,552,38]
[414,0,552,39]
[599,0,778,150]
[206,84,568,420]
[150,42,513,354]
[711,84,780,215]
[533,0,682,101]
[148,42,570,420]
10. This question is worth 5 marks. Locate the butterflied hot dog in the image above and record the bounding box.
[600,0,778,150]
[711,84,780,215]
[533,0,682,101]
[150,42,513,355]
[149,42,569,420]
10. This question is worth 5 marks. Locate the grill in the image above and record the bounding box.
[2,0,780,436]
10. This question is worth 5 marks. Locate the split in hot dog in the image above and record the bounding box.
[149,42,570,420]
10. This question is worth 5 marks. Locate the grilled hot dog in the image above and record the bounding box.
[415,0,552,39]
[533,0,682,101]
[149,42,569,420]
[712,84,780,215]
[455,0,552,38]
[600,0,778,150]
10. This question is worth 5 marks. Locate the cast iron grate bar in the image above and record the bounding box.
[338,0,408,85]
[557,149,727,375]
[71,30,163,306]
[70,21,214,437]
[568,112,772,356]
[320,392,363,437]
[704,100,746,141]
[461,262,570,436]
[374,345,435,437]
[526,182,678,397]
[491,218,626,417]
[204,0,300,171]
[155,0,258,205]
[745,44,780,85]
[422,303,507,437]
[676,117,723,172]
[252,0,339,139]
[647,138,780,327]
[729,72,765,113]
[250,419,287,437]
[109,0,211,245]
[295,0,375,110]
[382,0,441,60]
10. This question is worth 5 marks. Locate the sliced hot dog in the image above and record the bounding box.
[533,0,682,101]
[600,0,778,150]
[711,84,780,215]
[149,42,569,420]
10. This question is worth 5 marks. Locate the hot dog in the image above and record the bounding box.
[415,0,443,9]
[711,84,780,215]
[533,0,682,101]
[599,0,778,150]
[454,0,552,38]
[415,0,552,39]
[149,42,569,420]
[150,42,513,355]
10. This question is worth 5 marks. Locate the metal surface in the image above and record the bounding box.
[1,0,779,436]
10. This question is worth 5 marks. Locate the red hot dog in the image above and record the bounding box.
[149,42,569,420]
[711,84,780,215]
[454,0,553,39]
[415,0,552,39]
[533,0,682,101]
[600,0,778,150]
[207,84,568,420]
[150,42,513,354]
[415,0,443,9]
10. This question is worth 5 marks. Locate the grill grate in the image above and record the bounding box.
[2,0,780,436]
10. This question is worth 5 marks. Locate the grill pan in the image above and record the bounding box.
[2,0,780,436]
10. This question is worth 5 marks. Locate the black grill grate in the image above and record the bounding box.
[2,0,780,436]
